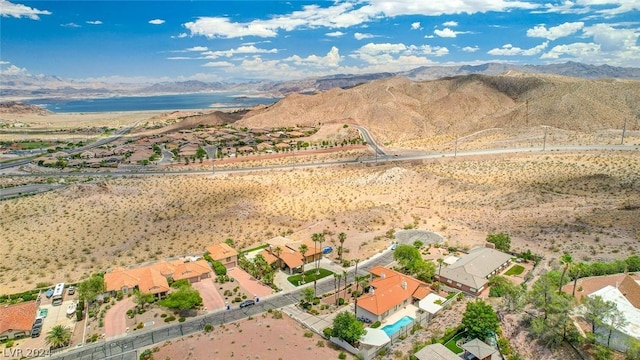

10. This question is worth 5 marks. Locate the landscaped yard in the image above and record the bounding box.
[287,268,334,286]
[504,264,525,276]
[444,332,466,354]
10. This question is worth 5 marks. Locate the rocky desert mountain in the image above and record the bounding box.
[237,73,640,144]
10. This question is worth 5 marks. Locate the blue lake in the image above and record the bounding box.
[25,93,280,113]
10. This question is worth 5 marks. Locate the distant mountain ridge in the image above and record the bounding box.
[2,62,640,100]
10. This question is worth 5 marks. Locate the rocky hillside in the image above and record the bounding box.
[236,73,640,143]
[0,101,52,115]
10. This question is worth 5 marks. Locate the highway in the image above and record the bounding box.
[51,251,395,360]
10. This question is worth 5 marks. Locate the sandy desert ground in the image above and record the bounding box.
[1,148,639,294]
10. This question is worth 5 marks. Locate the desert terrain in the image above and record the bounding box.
[1,72,640,295]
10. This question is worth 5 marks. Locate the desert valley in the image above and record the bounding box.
[1,70,640,360]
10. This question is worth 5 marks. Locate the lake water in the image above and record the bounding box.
[25,93,280,113]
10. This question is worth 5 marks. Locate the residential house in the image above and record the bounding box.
[461,338,501,360]
[171,260,212,283]
[264,237,322,270]
[413,343,461,360]
[260,246,304,274]
[435,247,512,296]
[356,266,432,323]
[104,259,213,299]
[237,145,255,154]
[584,275,640,352]
[128,148,154,163]
[0,301,37,340]
[206,243,238,268]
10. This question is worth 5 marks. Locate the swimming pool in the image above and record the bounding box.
[381,316,414,336]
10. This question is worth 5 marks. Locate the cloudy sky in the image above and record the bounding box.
[1,0,638,83]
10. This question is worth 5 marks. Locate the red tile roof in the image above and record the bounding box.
[206,243,238,262]
[357,266,430,316]
[171,260,212,281]
[0,301,37,334]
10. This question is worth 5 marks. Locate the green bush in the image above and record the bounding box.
[323,327,333,338]
[178,317,186,323]
[204,324,213,333]
[171,279,190,289]
[211,261,227,276]
[164,316,176,322]
[5,340,14,348]
[371,321,381,328]
[304,331,314,338]
[338,352,347,360]
[136,322,144,329]
[337,298,345,305]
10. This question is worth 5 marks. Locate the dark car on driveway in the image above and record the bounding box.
[239,300,255,308]
[31,326,42,338]
[45,288,54,298]
[33,318,43,328]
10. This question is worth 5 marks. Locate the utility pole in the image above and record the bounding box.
[621,118,627,145]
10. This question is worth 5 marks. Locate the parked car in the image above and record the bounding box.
[45,288,54,298]
[239,300,255,308]
[33,318,44,328]
[31,326,41,338]
[68,286,76,295]
[322,246,333,254]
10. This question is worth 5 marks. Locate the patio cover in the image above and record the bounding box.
[418,293,446,314]
[360,328,391,347]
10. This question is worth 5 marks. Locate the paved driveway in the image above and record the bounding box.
[105,297,134,339]
[191,278,225,312]
[228,267,273,299]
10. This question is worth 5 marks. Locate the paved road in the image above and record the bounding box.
[354,125,387,158]
[51,250,395,360]
[0,183,65,199]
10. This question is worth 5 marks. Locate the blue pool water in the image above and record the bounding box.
[381,316,414,336]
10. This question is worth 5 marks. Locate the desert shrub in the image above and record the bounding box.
[338,352,347,359]
[338,298,345,305]
[136,322,144,330]
[178,317,186,323]
[271,310,283,319]
[316,340,325,347]
[309,309,319,315]
[164,316,176,323]
[304,331,314,338]
[204,324,213,333]
[160,313,167,318]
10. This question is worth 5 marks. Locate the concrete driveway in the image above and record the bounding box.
[105,297,134,339]
[228,267,273,299]
[191,278,225,312]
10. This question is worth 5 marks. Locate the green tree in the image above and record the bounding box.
[299,243,309,272]
[503,283,526,313]
[45,325,72,349]
[486,233,511,252]
[273,246,283,269]
[462,300,500,341]
[529,271,562,320]
[133,290,154,310]
[583,295,616,333]
[626,339,640,360]
[604,305,628,347]
[78,274,106,304]
[157,286,202,310]
[301,287,315,306]
[393,244,422,269]
[332,311,366,345]
[224,238,235,248]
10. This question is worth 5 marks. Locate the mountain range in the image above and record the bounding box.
[2,62,640,100]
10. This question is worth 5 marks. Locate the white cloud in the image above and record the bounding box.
[424,35,434,38]
[526,22,584,40]
[462,46,480,52]
[61,22,81,28]
[326,31,345,37]
[203,45,278,59]
[351,42,448,65]
[2,64,28,75]
[0,0,51,20]
[183,0,538,39]
[0,61,9,65]
[541,42,601,59]
[186,46,208,52]
[203,61,234,67]
[411,22,421,30]
[443,21,458,27]
[434,28,458,38]
[354,32,375,40]
[167,56,194,60]
[172,33,188,39]
[285,46,342,67]
[488,41,549,55]
[86,20,102,25]
[583,23,639,51]
[149,19,165,25]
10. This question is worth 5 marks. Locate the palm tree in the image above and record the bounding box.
[335,273,342,305]
[353,258,360,294]
[312,233,325,275]
[299,243,309,272]
[45,325,72,349]
[437,258,444,277]
[273,246,283,270]
[338,232,347,262]
[571,262,585,297]
[343,270,349,301]
[559,252,573,294]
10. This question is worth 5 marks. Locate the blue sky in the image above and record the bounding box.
[1,0,639,83]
